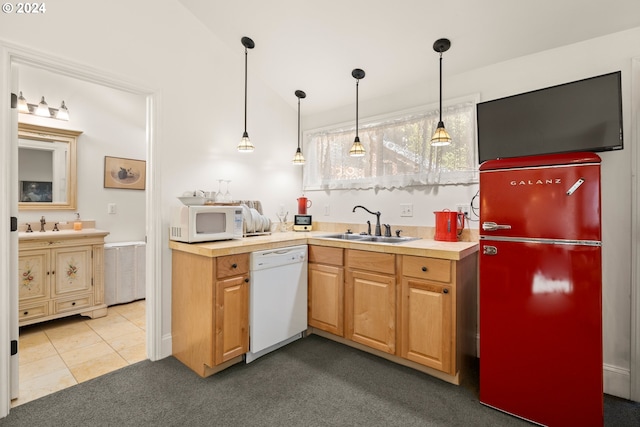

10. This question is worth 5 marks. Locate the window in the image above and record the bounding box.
[303,96,479,190]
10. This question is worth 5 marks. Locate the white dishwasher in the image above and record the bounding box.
[246,245,308,363]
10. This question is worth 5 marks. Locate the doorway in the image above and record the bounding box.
[0,41,161,417]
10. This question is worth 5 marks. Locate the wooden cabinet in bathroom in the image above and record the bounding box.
[18,230,109,326]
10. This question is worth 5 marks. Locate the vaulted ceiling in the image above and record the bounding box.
[180,0,640,115]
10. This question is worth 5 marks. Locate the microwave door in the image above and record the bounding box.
[197,212,225,234]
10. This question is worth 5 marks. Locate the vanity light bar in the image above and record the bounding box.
[17,92,70,121]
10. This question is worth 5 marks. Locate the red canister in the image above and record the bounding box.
[434,209,464,241]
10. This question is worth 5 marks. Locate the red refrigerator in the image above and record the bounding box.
[479,152,603,427]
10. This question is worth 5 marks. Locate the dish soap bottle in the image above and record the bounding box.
[73,213,82,231]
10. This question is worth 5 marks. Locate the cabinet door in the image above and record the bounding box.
[345,270,396,354]
[18,249,50,302]
[400,277,453,374]
[215,275,249,365]
[308,263,344,336]
[52,246,93,296]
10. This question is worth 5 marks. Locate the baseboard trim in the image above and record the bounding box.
[604,363,630,399]
[160,333,172,359]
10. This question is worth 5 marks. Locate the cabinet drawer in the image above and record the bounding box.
[346,249,395,274]
[309,245,343,266]
[216,254,249,279]
[19,302,50,322]
[54,295,93,314]
[402,256,451,283]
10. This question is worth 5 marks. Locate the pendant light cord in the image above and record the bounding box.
[244,46,248,133]
[438,51,443,123]
[355,78,360,139]
[297,97,301,149]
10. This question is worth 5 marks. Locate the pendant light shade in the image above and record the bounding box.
[238,36,255,152]
[349,68,366,157]
[292,90,306,165]
[431,38,452,147]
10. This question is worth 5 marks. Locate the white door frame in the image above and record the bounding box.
[0,41,163,418]
[631,56,640,402]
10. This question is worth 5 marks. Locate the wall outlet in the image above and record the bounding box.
[456,203,469,218]
[107,203,117,214]
[400,203,413,217]
[324,204,330,216]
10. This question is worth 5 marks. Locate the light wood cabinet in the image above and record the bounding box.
[400,276,453,373]
[18,231,108,326]
[215,254,249,365]
[308,245,344,336]
[399,254,477,378]
[345,249,397,354]
[172,250,249,377]
[309,246,477,384]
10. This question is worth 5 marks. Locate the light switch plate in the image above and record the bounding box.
[400,203,413,217]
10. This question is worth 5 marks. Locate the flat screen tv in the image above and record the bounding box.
[476,71,623,163]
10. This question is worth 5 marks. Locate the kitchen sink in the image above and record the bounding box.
[319,233,369,241]
[319,233,420,244]
[359,236,421,244]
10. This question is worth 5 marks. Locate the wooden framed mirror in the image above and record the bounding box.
[18,123,82,211]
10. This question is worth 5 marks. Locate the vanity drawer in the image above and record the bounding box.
[402,256,452,283]
[54,294,93,314]
[19,302,50,322]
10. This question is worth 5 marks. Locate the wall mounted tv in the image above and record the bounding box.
[476,71,623,163]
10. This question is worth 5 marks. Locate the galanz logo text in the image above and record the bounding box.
[509,179,562,185]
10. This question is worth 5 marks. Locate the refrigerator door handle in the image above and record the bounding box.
[482,221,512,231]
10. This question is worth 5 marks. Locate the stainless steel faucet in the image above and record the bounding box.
[352,205,382,236]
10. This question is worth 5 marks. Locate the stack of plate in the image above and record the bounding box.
[242,205,271,235]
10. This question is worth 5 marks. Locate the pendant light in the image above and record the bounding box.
[349,68,366,157]
[431,38,452,146]
[292,90,306,165]
[238,36,255,152]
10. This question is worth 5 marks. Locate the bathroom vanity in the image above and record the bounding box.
[18,228,109,326]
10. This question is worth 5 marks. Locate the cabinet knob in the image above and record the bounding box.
[51,270,55,275]
[443,288,449,294]
[72,302,76,306]
[244,278,249,283]
[231,263,238,269]
[421,266,427,272]
[23,311,28,316]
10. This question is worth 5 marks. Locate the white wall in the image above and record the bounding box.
[0,0,638,402]
[306,27,640,398]
[0,0,305,366]
[16,65,147,243]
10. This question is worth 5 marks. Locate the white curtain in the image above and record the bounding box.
[303,99,479,191]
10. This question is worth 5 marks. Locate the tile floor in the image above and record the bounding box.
[12,299,146,407]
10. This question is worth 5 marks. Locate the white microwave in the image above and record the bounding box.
[170,205,243,243]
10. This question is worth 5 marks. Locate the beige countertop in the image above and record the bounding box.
[169,231,478,261]
[19,228,110,241]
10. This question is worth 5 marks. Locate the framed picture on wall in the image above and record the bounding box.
[104,156,146,190]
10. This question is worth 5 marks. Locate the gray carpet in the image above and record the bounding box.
[1,334,638,426]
